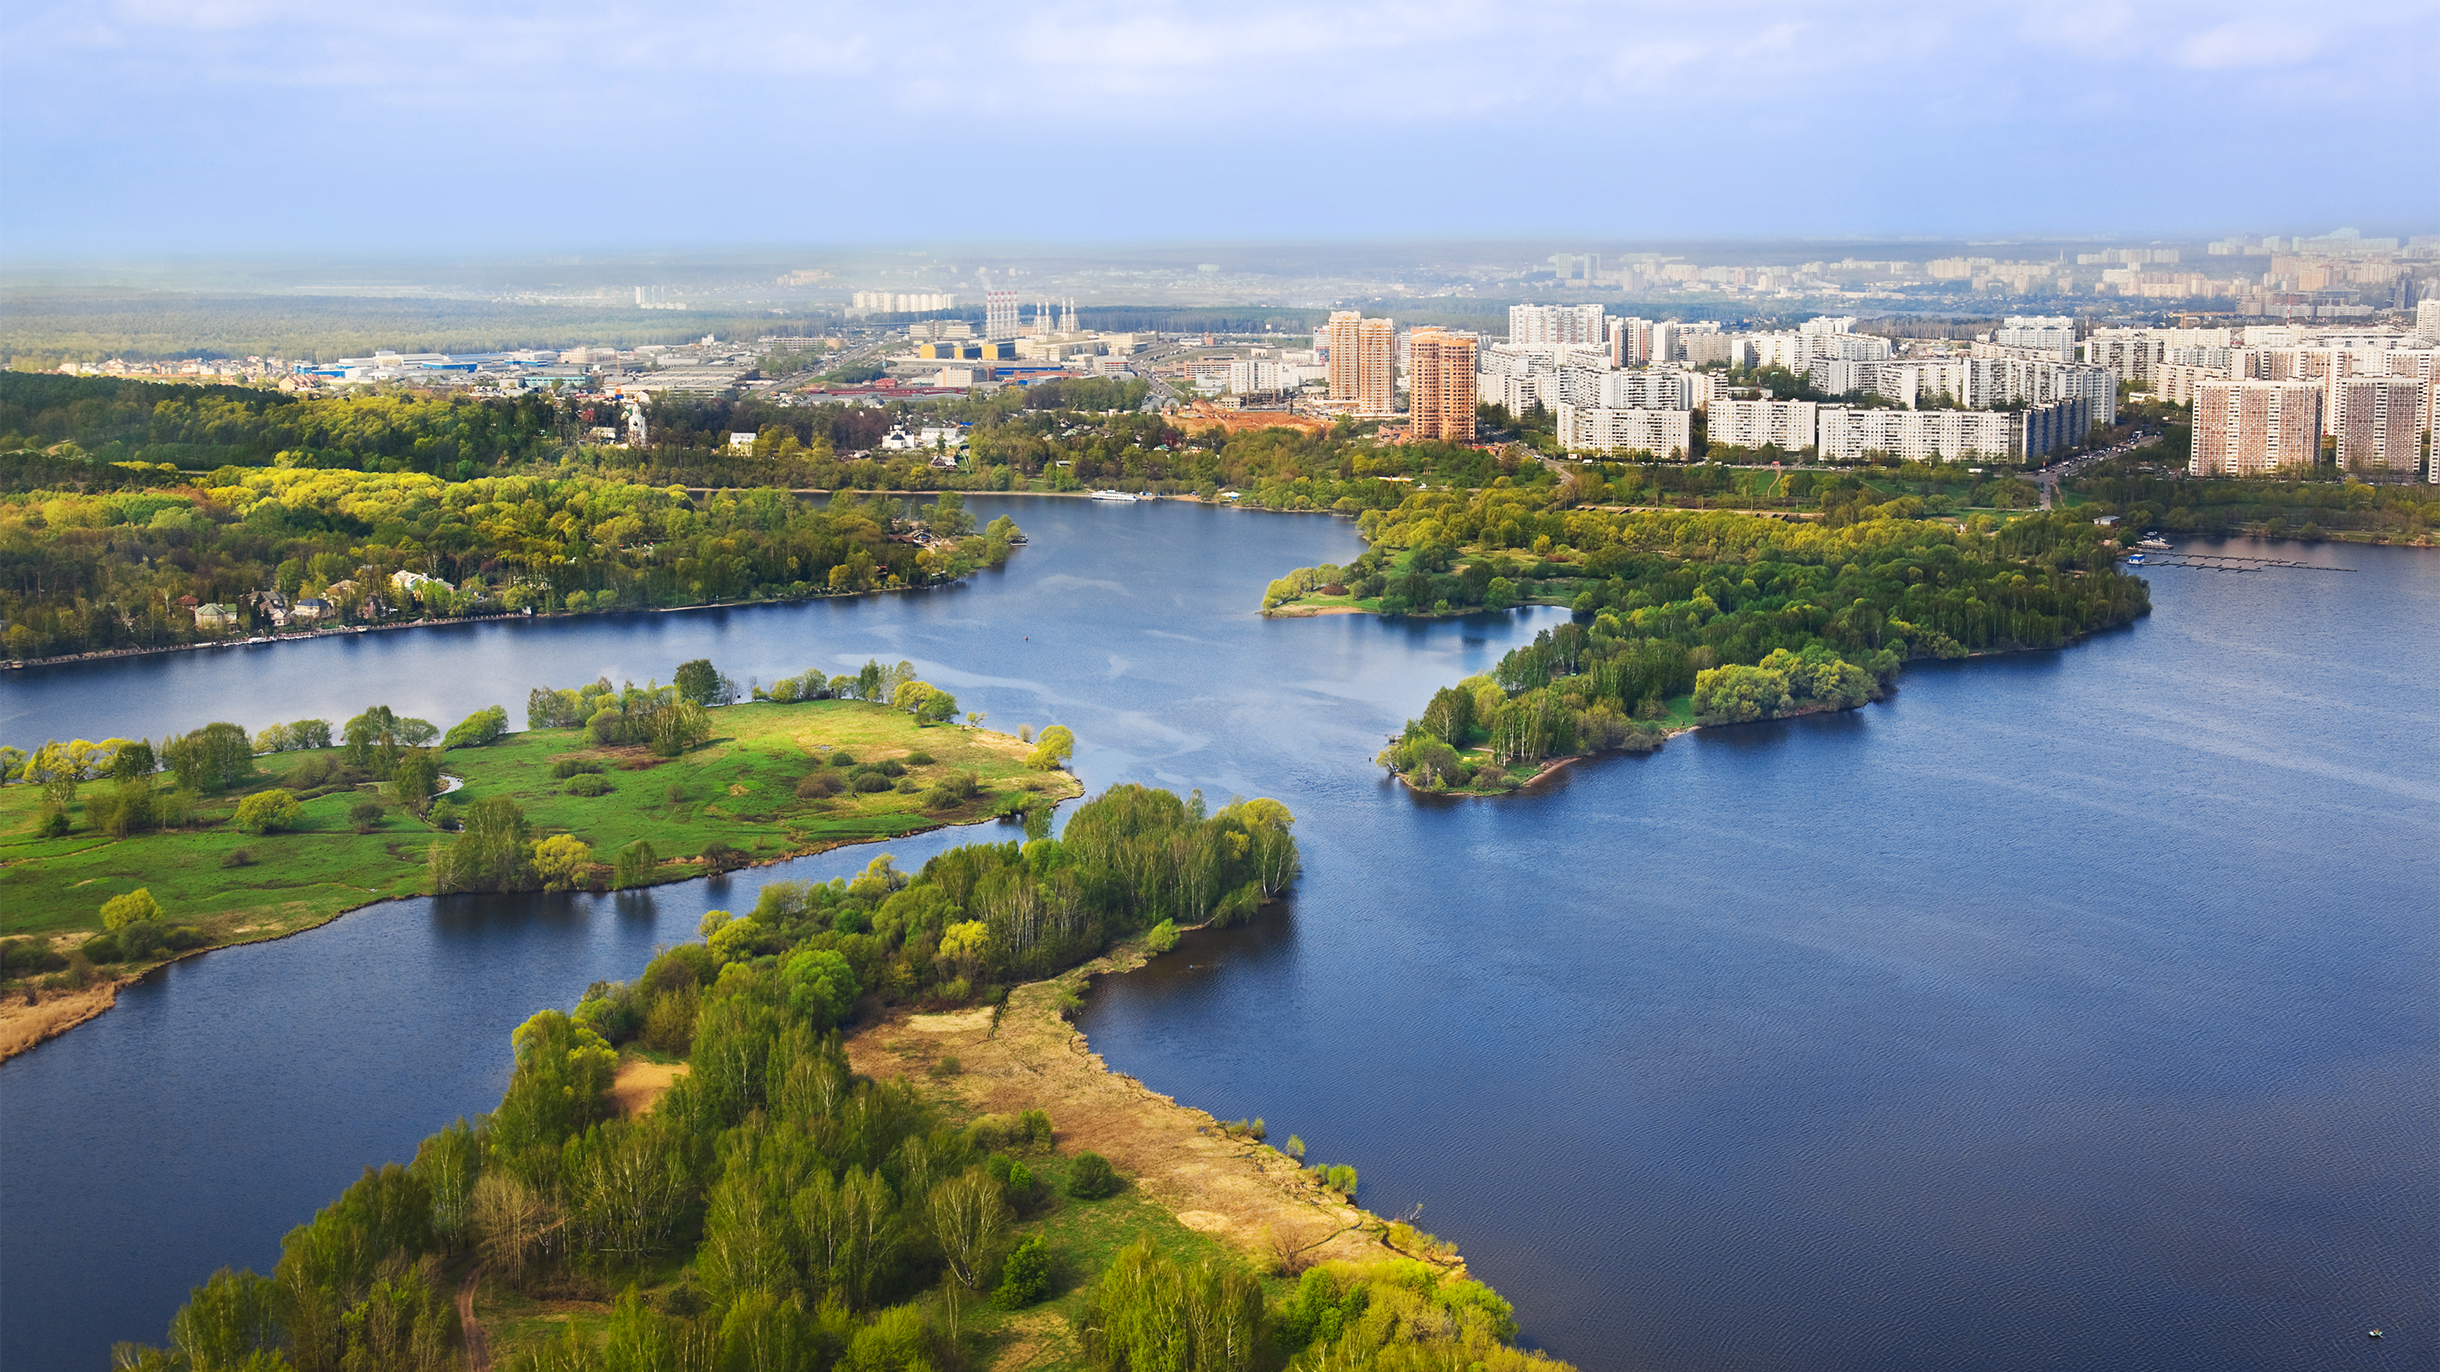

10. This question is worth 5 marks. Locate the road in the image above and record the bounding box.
[2036,428,2155,510]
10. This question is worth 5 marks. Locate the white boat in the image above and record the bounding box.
[2137,536,2171,550]
[1089,489,1145,502]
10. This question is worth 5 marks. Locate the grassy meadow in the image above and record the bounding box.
[0,699,1079,962]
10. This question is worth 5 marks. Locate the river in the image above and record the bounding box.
[3,498,2434,1371]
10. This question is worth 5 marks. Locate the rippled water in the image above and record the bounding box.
[4,507,2434,1372]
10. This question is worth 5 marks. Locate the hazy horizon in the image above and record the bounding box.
[6,1,2434,256]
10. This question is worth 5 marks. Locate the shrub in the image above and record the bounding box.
[117,920,167,961]
[827,751,856,767]
[1067,1151,1119,1199]
[796,770,842,798]
[348,798,383,833]
[1,939,68,976]
[905,750,934,766]
[565,774,614,797]
[221,847,256,868]
[875,758,907,778]
[613,838,659,888]
[233,789,305,836]
[923,771,983,809]
[551,757,604,780]
[699,842,747,874]
[100,888,163,930]
[928,1055,962,1077]
[533,834,595,891]
[443,705,509,750]
[80,933,124,963]
[427,799,462,830]
[991,1236,1050,1309]
[850,772,894,794]
[1143,919,1179,954]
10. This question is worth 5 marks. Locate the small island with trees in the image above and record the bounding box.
[1261,483,2149,795]
[0,657,1085,1055]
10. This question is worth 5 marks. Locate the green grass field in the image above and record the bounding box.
[0,700,1079,963]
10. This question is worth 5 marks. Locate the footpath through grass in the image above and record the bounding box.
[0,699,1080,964]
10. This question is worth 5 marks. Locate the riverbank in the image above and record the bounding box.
[0,702,1083,1060]
[0,579,991,674]
[848,938,1452,1277]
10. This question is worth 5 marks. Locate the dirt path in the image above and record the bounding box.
[457,1262,490,1372]
[846,946,1451,1275]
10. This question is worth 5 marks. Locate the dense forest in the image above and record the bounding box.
[0,470,1015,659]
[106,785,1547,1372]
[1298,490,2150,790]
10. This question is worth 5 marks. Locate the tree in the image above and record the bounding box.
[1027,725,1075,770]
[673,659,731,708]
[343,706,437,778]
[432,796,533,892]
[233,789,304,835]
[781,948,860,1027]
[101,888,163,931]
[613,838,659,888]
[533,834,594,891]
[929,1166,1011,1290]
[443,706,508,749]
[390,749,441,812]
[164,723,252,793]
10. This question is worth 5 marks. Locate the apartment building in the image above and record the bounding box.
[1708,398,1820,453]
[1510,304,1607,347]
[1551,366,1697,410]
[1609,317,1654,366]
[1993,315,2075,360]
[1814,403,2084,463]
[1556,404,1692,458]
[2155,362,2234,406]
[2329,375,2425,473]
[1325,311,1396,415]
[1407,329,1479,442]
[2193,380,2322,476]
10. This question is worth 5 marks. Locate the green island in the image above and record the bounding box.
[101,782,1565,1372]
[1262,485,2148,795]
[0,660,1083,1042]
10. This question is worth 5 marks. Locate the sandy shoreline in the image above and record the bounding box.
[846,939,1464,1276]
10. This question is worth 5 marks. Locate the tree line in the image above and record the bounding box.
[0,471,1017,660]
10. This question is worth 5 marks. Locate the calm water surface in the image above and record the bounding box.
[3,503,2434,1372]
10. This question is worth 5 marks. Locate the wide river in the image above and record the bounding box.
[2,497,2433,1371]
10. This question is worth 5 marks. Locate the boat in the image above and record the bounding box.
[2126,552,2147,564]
[2138,535,2171,550]
[1089,489,1145,503]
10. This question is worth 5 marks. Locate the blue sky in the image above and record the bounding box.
[3,0,2433,256]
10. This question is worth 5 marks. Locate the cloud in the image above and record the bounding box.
[2175,18,2322,69]
[1,0,2432,250]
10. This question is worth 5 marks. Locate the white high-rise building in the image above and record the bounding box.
[1994,315,2076,360]
[2416,298,2440,344]
[1557,404,1691,458]
[1709,399,1821,453]
[1510,303,1606,347]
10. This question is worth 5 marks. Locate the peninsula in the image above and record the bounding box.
[109,784,1563,1372]
[0,667,1084,1057]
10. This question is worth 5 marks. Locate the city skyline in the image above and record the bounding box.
[4,1,2435,255]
